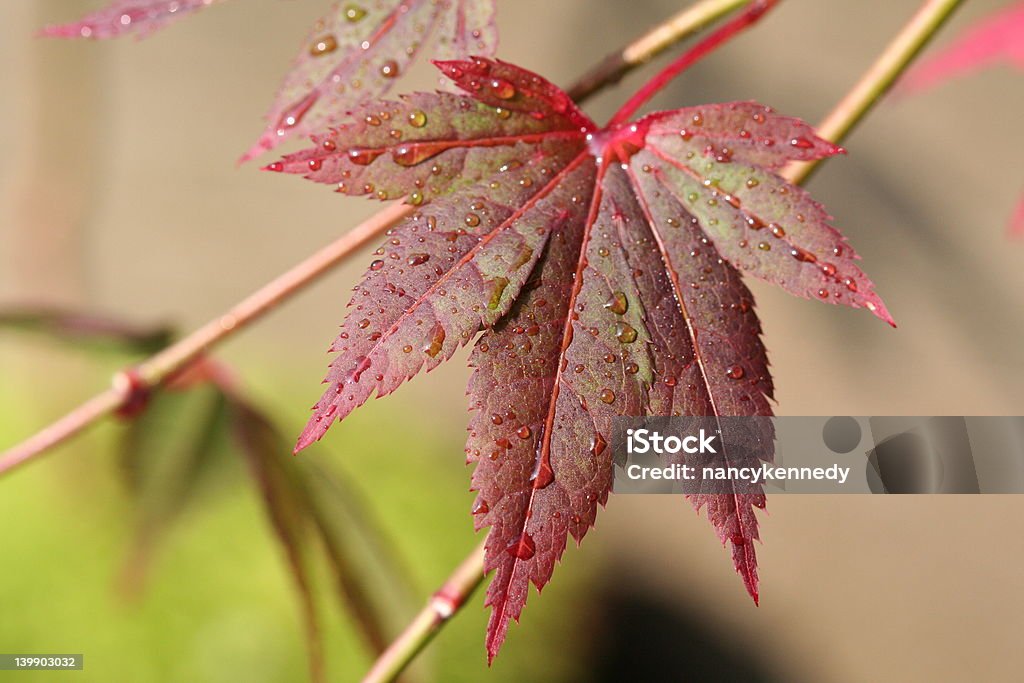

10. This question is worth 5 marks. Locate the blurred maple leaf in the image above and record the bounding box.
[900,1,1024,236]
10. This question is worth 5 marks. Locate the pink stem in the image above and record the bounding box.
[608,0,780,127]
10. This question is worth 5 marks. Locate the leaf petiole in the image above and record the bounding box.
[607,0,779,127]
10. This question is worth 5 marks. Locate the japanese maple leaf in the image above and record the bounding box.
[900,1,1024,236]
[40,0,228,39]
[269,56,891,660]
[241,0,497,161]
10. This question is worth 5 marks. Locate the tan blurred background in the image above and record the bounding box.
[2,1,1023,681]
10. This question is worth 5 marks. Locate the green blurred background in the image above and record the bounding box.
[2,1,1023,681]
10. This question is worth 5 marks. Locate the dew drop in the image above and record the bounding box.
[604,291,628,315]
[472,499,489,515]
[343,3,367,22]
[615,322,638,344]
[348,148,383,165]
[464,212,481,227]
[726,365,745,380]
[508,532,536,560]
[310,34,338,57]
[369,259,384,271]
[422,323,445,358]
[599,388,616,404]
[407,253,430,266]
[517,425,532,439]
[489,79,516,100]
[791,247,817,263]
[380,59,400,78]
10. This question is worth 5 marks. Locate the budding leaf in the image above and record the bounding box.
[272,57,893,660]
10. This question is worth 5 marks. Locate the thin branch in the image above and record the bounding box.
[782,0,964,184]
[0,201,414,477]
[361,540,487,683]
[567,0,755,102]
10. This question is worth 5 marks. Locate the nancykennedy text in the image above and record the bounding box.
[625,461,851,485]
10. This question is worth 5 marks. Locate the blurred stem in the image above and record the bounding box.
[782,0,964,184]
[566,0,754,101]
[361,540,487,683]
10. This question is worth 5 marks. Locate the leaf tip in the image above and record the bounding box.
[240,137,275,165]
[293,428,320,455]
[865,298,897,328]
[38,24,86,39]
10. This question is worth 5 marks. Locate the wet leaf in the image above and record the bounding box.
[242,0,498,160]
[274,56,892,660]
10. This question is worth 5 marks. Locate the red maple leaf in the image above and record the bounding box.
[242,0,497,160]
[268,44,892,658]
